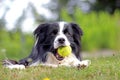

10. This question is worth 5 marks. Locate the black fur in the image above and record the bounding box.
[70,23,83,60]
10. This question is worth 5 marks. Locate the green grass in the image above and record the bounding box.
[0,54,120,80]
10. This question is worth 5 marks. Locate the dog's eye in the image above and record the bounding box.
[64,29,71,36]
[64,29,68,34]
[51,30,58,36]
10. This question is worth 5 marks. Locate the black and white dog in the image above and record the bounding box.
[4,21,90,69]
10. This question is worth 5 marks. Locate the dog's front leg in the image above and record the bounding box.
[65,56,91,68]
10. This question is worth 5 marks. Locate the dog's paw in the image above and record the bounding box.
[3,59,18,65]
[3,59,25,69]
[81,60,91,67]
[5,64,25,69]
[77,60,91,69]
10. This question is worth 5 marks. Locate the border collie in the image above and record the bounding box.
[3,22,90,69]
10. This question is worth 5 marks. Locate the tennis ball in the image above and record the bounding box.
[57,46,72,57]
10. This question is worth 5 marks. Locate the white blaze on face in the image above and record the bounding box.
[59,22,65,35]
[54,22,70,49]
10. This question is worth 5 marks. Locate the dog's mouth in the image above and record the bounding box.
[54,48,64,61]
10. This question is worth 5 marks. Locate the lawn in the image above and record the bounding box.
[0,53,120,80]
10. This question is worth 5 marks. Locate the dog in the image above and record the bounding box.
[3,21,90,69]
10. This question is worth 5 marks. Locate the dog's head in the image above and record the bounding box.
[34,22,83,61]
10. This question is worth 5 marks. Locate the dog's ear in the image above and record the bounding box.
[34,23,50,43]
[70,22,83,60]
[70,23,83,41]
[70,23,83,36]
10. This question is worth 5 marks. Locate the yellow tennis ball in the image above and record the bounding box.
[57,46,72,57]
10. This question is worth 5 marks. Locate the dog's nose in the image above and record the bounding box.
[58,38,65,44]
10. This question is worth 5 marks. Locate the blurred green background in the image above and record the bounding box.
[0,0,120,60]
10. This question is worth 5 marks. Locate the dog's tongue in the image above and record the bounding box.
[55,52,64,61]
